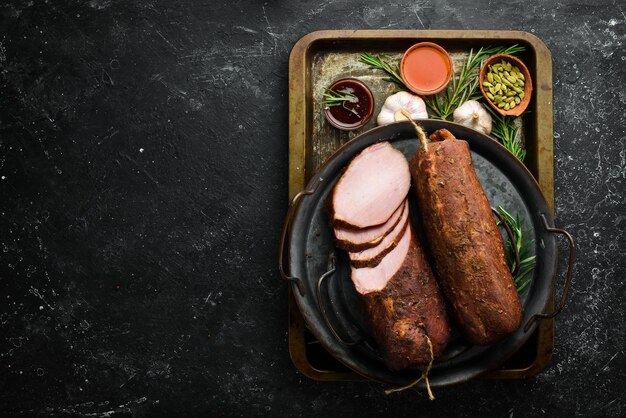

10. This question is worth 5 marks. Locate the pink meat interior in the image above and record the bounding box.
[334,200,406,248]
[350,225,412,294]
[349,199,409,263]
[332,142,410,229]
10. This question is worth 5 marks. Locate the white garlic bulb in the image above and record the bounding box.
[376,91,428,126]
[452,100,492,135]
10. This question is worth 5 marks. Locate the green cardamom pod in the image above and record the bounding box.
[502,78,515,88]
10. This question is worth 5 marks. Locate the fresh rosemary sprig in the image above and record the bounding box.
[488,109,527,162]
[358,53,406,88]
[497,206,536,293]
[322,87,360,117]
[424,44,525,120]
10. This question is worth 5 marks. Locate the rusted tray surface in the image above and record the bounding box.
[287,30,554,381]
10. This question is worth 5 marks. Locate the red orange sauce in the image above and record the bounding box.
[402,45,451,93]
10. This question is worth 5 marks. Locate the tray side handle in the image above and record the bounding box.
[524,214,575,332]
[278,177,324,296]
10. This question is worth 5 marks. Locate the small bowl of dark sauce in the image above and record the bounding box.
[323,78,374,131]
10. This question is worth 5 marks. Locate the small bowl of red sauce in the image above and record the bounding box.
[400,42,453,95]
[323,78,374,131]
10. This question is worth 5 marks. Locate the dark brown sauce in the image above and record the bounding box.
[327,80,372,125]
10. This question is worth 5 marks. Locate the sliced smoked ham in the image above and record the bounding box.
[328,140,450,370]
[331,142,410,229]
[348,199,409,268]
[351,224,411,294]
[334,200,407,252]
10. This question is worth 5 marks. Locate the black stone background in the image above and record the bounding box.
[1,0,624,416]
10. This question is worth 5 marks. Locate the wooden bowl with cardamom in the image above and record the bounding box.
[479,54,532,117]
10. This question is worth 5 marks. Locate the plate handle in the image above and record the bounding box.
[492,207,521,277]
[278,177,323,296]
[523,214,576,332]
[316,252,364,346]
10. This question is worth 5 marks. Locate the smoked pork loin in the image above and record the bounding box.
[410,129,522,345]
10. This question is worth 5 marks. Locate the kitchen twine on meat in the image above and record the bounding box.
[384,334,435,400]
[400,109,429,151]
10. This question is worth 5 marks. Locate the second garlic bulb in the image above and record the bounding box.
[452,100,493,135]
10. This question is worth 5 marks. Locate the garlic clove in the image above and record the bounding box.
[377,109,396,126]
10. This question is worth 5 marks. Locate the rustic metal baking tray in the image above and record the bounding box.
[286,30,555,381]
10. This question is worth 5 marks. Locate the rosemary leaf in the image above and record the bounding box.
[496,206,537,293]
[486,107,527,162]
[358,53,406,88]
[322,88,360,117]
[516,278,533,293]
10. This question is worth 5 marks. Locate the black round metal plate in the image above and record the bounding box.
[287,120,557,388]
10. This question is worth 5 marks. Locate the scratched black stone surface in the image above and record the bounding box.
[0,0,624,416]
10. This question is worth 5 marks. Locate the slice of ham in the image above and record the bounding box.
[331,142,410,229]
[350,223,411,294]
[334,200,407,252]
[348,199,409,268]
